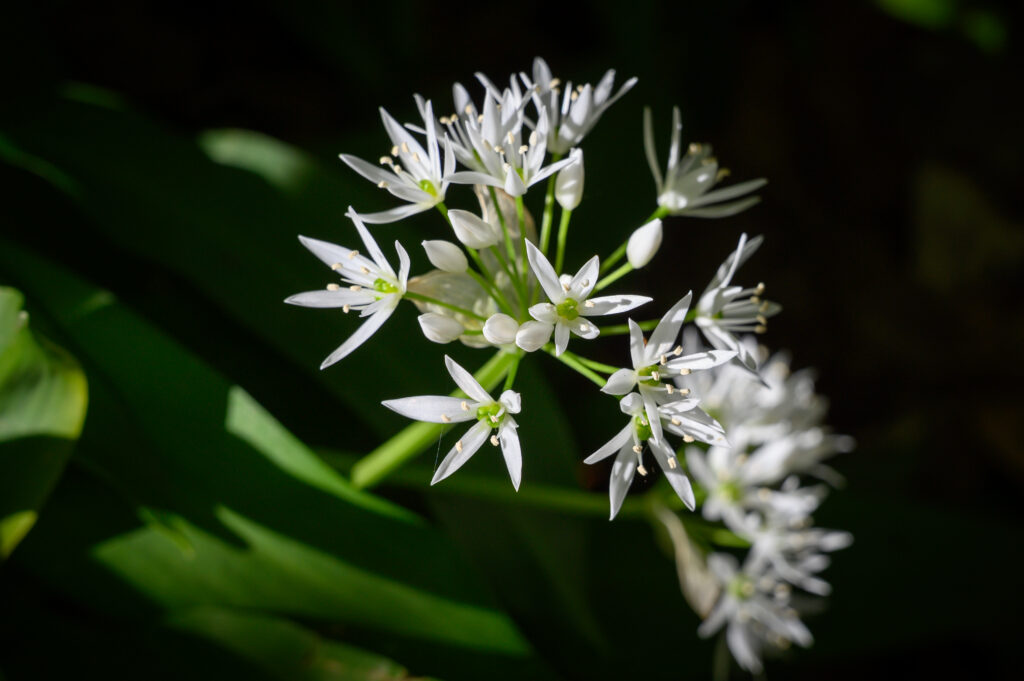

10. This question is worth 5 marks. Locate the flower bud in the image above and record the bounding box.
[421,240,467,273]
[626,218,663,268]
[418,313,464,344]
[448,209,500,249]
[483,313,519,345]
[555,149,584,211]
[515,320,553,352]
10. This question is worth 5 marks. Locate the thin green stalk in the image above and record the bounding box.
[404,291,487,322]
[593,262,633,293]
[466,267,516,317]
[488,186,518,270]
[488,245,524,310]
[554,208,572,274]
[545,344,605,387]
[350,351,514,489]
[515,195,529,316]
[599,319,660,336]
[565,353,620,374]
[503,353,522,391]
[600,205,669,274]
[435,201,450,221]
[538,171,558,254]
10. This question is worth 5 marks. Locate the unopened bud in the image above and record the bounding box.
[626,218,663,269]
[448,209,500,249]
[554,148,584,211]
[515,320,554,352]
[418,313,464,344]
[483,313,519,345]
[422,240,468,273]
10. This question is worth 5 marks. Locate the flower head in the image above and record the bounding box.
[340,101,454,224]
[382,356,523,489]
[644,106,766,217]
[286,208,409,368]
[525,241,651,356]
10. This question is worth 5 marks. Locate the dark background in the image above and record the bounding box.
[2,0,1022,679]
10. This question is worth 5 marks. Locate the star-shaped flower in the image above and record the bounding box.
[382,355,523,489]
[644,106,766,217]
[286,208,409,368]
[583,393,695,519]
[525,241,650,356]
[340,101,454,224]
[601,293,735,440]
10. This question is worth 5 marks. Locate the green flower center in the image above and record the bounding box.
[634,415,653,442]
[637,365,661,387]
[556,298,580,320]
[418,179,438,197]
[373,278,400,294]
[718,481,742,503]
[727,576,755,600]
[476,402,503,427]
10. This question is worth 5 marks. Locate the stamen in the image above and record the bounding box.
[688,143,702,154]
[360,266,371,274]
[326,283,340,291]
[490,434,500,446]
[439,116,450,125]
[666,384,674,395]
[379,156,391,165]
[670,418,681,426]
[716,168,731,181]
[349,285,362,291]
[330,263,342,270]
[682,435,695,443]
[529,130,539,146]
[377,180,388,188]
[651,371,660,381]
[759,301,771,313]
[342,304,350,313]
[507,131,515,144]
[549,78,561,88]
[756,314,768,325]
[493,145,504,153]
[412,152,421,163]
[750,295,761,304]
[678,388,691,396]
[460,401,470,411]
[667,456,678,469]
[441,414,451,423]
[477,114,485,123]
[464,104,474,115]
[632,445,643,454]
[660,354,667,365]
[401,142,410,154]
[755,282,765,295]
[637,464,648,476]
[348,250,359,259]
[584,300,595,308]
[755,325,767,334]
[570,90,579,101]
[390,145,399,156]
[673,345,683,356]
[678,368,691,376]
[518,145,529,154]
[393,165,403,174]
[489,414,499,423]
[455,440,463,453]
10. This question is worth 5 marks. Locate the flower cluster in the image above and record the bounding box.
[285,56,848,676]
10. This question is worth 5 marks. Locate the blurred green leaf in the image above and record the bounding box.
[0,286,87,558]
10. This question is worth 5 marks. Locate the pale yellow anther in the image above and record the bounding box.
[584,300,595,308]
[441,414,451,423]
[330,263,342,270]
[755,325,767,334]
[326,283,340,291]
[518,145,529,154]
[670,418,681,426]
[549,78,561,88]
[379,156,392,165]
[460,401,470,411]
[489,414,499,424]
[570,90,579,101]
[342,304,350,313]
[490,434,500,446]
[651,371,660,381]
[637,464,648,476]
[390,145,399,156]
[377,180,388,188]
[349,285,362,291]
[660,354,667,365]
[455,440,463,453]
[759,301,771,313]
[401,142,410,154]
[755,282,765,295]
[529,130,539,146]
[576,84,584,92]
[412,152,421,163]
[360,266,371,274]
[679,388,690,396]
[477,114,485,123]
[716,168,731,181]
[750,295,761,304]
[701,156,716,166]
[507,131,515,144]
[688,142,701,154]
[756,314,768,325]
[667,456,678,469]
[673,345,683,356]
[683,435,695,443]
[348,250,359,259]
[493,145,503,153]
[632,444,643,454]
[439,116,450,125]
[581,279,589,288]
[678,368,691,376]
[464,104,473,115]
[666,384,674,395]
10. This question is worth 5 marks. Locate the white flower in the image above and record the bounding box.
[482,313,519,345]
[525,241,650,356]
[554,148,584,210]
[695,233,781,375]
[382,355,523,490]
[286,208,409,368]
[583,393,694,519]
[626,218,663,268]
[699,553,813,674]
[601,293,735,441]
[447,209,501,250]
[644,106,766,217]
[740,519,853,596]
[521,57,638,155]
[421,240,467,273]
[340,101,454,224]
[418,313,464,344]
[515,320,553,352]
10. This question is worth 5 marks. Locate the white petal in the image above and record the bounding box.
[727,621,762,674]
[641,388,664,442]
[448,209,500,249]
[651,438,695,510]
[647,291,693,362]
[431,421,491,485]
[395,240,410,287]
[680,196,762,218]
[602,368,637,395]
[584,294,652,316]
[525,241,564,302]
[339,153,395,186]
[608,443,638,520]
[583,423,632,464]
[381,395,477,423]
[528,303,558,324]
[357,203,428,225]
[567,316,600,339]
[626,219,663,268]
[319,302,396,369]
[553,321,570,356]
[685,179,767,209]
[422,240,468,273]
[345,208,393,276]
[499,422,522,491]
[619,392,644,415]
[554,148,584,211]
[444,355,493,404]
[642,107,664,192]
[665,349,737,372]
[418,313,464,343]
[628,319,646,369]
[482,313,519,345]
[445,170,504,188]
[499,390,521,414]
[568,255,600,300]
[284,289,375,308]
[515,320,553,352]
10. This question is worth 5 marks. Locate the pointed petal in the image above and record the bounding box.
[585,294,652,316]
[584,423,632,464]
[641,388,664,442]
[382,395,477,423]
[601,368,637,395]
[346,207,392,276]
[444,355,493,404]
[685,178,767,209]
[528,302,558,324]
[339,154,395,186]
[628,319,646,369]
[553,321,570,355]
[568,255,600,300]
[284,289,375,308]
[320,302,395,369]
[448,209,500,249]
[681,197,762,218]
[651,438,695,510]
[608,443,638,520]
[446,170,504,188]
[356,203,428,225]
[665,349,737,372]
[395,241,411,287]
[567,316,600,339]
[643,107,663,192]
[647,291,693,362]
[431,421,491,485]
[499,422,522,491]
[526,241,565,301]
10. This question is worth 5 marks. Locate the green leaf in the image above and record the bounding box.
[0,286,87,558]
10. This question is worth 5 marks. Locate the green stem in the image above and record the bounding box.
[488,186,518,271]
[600,205,669,274]
[466,267,516,318]
[599,319,660,336]
[435,201,450,221]
[593,262,633,293]
[567,353,620,374]
[350,351,515,489]
[404,292,487,322]
[538,169,559,254]
[554,208,572,274]
[488,245,524,310]
[515,195,529,317]
[503,353,522,391]
[545,344,606,387]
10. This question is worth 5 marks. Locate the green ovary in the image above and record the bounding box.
[476,402,503,427]
[373,278,400,294]
[718,480,742,503]
[634,416,653,442]
[556,298,579,320]
[419,179,438,197]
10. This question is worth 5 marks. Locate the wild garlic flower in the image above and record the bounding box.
[286,208,409,368]
[525,242,651,356]
[695,233,781,375]
[644,106,766,218]
[741,520,854,596]
[583,393,695,519]
[601,293,735,441]
[521,57,638,155]
[699,553,813,674]
[382,355,523,489]
[340,101,454,224]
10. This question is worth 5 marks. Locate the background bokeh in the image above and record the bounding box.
[1,1,1021,679]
